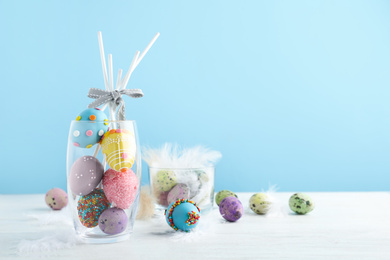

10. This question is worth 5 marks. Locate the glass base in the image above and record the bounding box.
[77,230,131,244]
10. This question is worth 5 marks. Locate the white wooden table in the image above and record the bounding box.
[1,192,390,259]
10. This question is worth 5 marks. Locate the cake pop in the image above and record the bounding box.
[103,168,138,209]
[100,129,136,172]
[98,207,128,235]
[70,108,109,148]
[165,199,200,232]
[69,156,104,196]
[77,188,110,228]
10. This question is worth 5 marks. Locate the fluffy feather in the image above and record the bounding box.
[17,230,78,256]
[136,186,155,220]
[263,184,289,218]
[142,143,222,168]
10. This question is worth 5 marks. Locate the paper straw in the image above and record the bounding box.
[120,32,159,91]
[107,54,116,127]
[108,54,114,91]
[115,69,123,90]
[98,31,110,91]
[134,32,160,69]
[93,144,101,158]
[120,51,140,91]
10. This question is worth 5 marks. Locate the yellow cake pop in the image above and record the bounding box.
[100,129,136,172]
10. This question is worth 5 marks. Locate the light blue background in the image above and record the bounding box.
[1,0,389,194]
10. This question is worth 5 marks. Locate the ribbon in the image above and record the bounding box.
[87,88,143,121]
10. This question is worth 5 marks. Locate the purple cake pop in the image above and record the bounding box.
[69,156,104,196]
[167,184,190,205]
[219,196,243,222]
[98,207,128,235]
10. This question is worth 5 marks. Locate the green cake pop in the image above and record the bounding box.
[249,193,271,215]
[289,193,315,214]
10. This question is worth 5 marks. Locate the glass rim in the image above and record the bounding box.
[148,166,215,170]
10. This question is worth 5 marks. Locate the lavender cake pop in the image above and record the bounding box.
[99,207,128,235]
[69,156,104,196]
[219,196,243,222]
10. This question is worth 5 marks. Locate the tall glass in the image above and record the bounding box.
[66,120,141,243]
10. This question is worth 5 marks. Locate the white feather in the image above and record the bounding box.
[142,143,222,168]
[17,230,78,256]
[263,184,289,218]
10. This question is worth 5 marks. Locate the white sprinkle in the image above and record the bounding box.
[98,130,104,136]
[73,130,80,137]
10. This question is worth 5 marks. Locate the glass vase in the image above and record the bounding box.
[66,120,141,243]
[149,166,215,211]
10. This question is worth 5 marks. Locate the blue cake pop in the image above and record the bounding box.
[165,199,200,232]
[70,108,109,148]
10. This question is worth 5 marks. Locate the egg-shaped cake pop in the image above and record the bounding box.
[165,199,201,232]
[98,207,128,235]
[69,156,104,196]
[77,188,110,228]
[70,108,109,148]
[45,188,68,210]
[219,196,243,222]
[103,168,138,209]
[100,129,136,172]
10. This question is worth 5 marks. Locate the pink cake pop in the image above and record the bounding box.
[102,168,138,209]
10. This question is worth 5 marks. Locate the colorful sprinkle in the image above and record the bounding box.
[73,142,80,147]
[77,189,110,228]
[98,130,104,136]
[86,144,93,149]
[86,130,93,136]
[104,119,109,126]
[76,116,81,121]
[89,115,96,121]
[185,211,200,226]
[73,130,80,137]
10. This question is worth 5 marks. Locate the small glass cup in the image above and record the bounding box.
[66,120,141,243]
[148,166,215,211]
